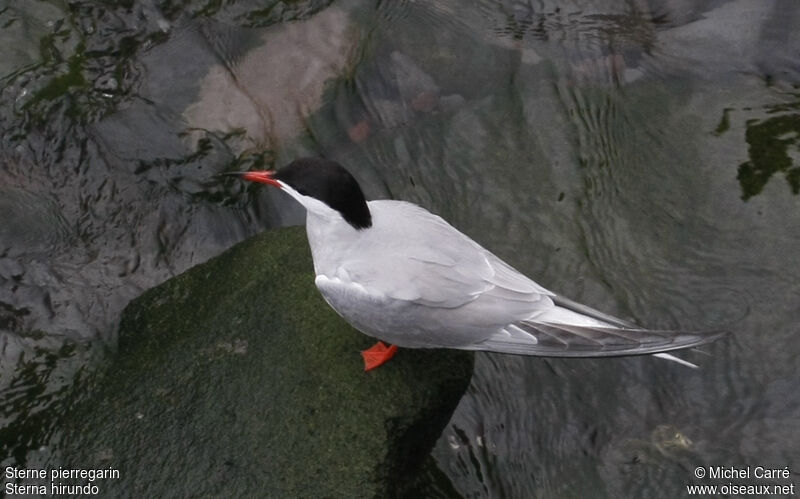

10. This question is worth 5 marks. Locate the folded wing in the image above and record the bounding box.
[461,320,729,357]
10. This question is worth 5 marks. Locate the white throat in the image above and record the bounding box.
[277,180,363,276]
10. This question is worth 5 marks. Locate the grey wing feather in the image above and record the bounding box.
[461,321,730,357]
[550,294,635,328]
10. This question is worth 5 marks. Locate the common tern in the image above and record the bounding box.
[229,158,728,370]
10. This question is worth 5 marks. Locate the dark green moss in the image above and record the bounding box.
[737,113,800,200]
[713,108,731,135]
[30,41,87,104]
[53,226,472,497]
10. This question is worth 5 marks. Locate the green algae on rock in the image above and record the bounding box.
[52,226,473,497]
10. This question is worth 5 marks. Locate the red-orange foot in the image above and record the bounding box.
[361,342,398,371]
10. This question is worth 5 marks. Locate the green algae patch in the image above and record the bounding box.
[54,226,472,497]
[737,112,800,200]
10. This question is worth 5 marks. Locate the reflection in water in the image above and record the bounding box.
[2,0,800,495]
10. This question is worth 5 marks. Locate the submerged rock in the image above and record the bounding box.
[182,6,358,154]
[51,226,472,497]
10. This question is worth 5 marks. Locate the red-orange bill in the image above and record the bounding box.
[224,170,281,188]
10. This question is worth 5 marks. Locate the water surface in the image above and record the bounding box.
[1,0,798,496]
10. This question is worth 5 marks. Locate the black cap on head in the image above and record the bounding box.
[274,158,372,230]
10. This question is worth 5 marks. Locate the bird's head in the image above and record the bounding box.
[228,157,372,230]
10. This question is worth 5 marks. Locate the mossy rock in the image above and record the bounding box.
[54,226,473,498]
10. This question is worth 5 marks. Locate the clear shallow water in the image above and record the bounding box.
[1,0,798,496]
